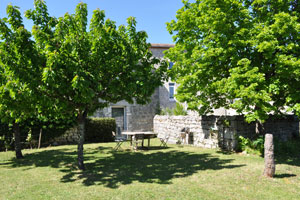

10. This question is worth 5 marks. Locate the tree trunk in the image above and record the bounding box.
[263,133,275,177]
[77,110,87,170]
[255,120,265,135]
[12,122,24,159]
[38,128,42,149]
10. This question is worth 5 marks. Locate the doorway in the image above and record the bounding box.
[111,107,126,135]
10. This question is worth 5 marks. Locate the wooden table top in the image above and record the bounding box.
[121,131,156,135]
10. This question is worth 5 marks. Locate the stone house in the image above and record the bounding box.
[93,43,177,132]
[93,43,299,146]
[53,44,299,147]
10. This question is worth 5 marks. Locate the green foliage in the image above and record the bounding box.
[222,119,230,128]
[28,115,77,143]
[160,107,174,115]
[166,0,300,123]
[26,129,33,143]
[85,118,116,143]
[0,123,12,151]
[0,4,40,124]
[160,103,187,116]
[24,0,168,117]
[173,103,188,116]
[1,0,168,167]
[237,136,264,155]
[155,102,162,115]
[0,115,77,151]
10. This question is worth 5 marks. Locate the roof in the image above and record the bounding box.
[150,43,175,48]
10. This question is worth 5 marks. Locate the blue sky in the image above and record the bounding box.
[0,0,184,44]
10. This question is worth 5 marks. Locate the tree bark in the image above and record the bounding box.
[263,133,275,178]
[77,110,87,170]
[38,128,42,149]
[12,122,24,159]
[255,120,265,135]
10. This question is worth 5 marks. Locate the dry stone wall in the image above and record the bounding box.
[48,127,79,145]
[154,115,299,150]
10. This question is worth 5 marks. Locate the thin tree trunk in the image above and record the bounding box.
[254,105,265,135]
[263,133,275,177]
[255,120,265,135]
[12,122,24,159]
[77,110,87,170]
[38,128,42,149]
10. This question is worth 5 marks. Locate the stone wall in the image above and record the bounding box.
[92,45,178,132]
[48,127,79,145]
[93,89,160,131]
[154,115,299,150]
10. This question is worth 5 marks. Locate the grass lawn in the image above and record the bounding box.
[0,139,300,200]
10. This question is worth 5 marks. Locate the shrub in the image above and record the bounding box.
[160,107,173,115]
[237,135,264,155]
[85,118,116,143]
[0,123,13,151]
[0,116,77,151]
[26,116,77,147]
[160,103,187,116]
[173,103,188,116]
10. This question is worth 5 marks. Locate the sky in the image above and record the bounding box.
[0,0,184,44]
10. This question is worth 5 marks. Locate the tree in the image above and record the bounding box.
[165,0,300,177]
[26,0,168,170]
[0,5,41,159]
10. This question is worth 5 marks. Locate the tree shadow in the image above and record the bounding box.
[1,146,245,188]
[274,173,297,179]
[275,155,300,168]
[274,139,300,167]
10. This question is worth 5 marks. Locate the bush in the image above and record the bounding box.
[237,134,300,157]
[0,123,13,151]
[85,118,116,143]
[0,115,77,151]
[160,103,187,116]
[30,117,77,146]
[237,135,264,155]
[160,107,173,115]
[173,103,188,116]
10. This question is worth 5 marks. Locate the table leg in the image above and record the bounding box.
[132,135,137,150]
[130,135,133,146]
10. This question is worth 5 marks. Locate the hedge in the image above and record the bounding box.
[85,118,116,143]
[0,116,76,151]
[0,117,116,151]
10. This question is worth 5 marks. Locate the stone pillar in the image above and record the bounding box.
[263,133,275,178]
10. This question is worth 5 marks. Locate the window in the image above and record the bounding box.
[169,62,174,69]
[169,83,175,100]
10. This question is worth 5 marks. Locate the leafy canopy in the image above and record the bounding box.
[0,5,41,124]
[26,0,168,116]
[166,0,300,122]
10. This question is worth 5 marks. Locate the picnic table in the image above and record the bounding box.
[122,131,157,150]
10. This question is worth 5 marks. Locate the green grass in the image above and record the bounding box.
[0,139,300,200]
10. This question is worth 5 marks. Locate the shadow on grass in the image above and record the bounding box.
[1,146,245,188]
[275,154,300,167]
[274,173,297,178]
[275,139,300,167]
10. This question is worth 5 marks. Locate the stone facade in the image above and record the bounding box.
[93,90,160,131]
[154,115,299,150]
[93,44,177,132]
